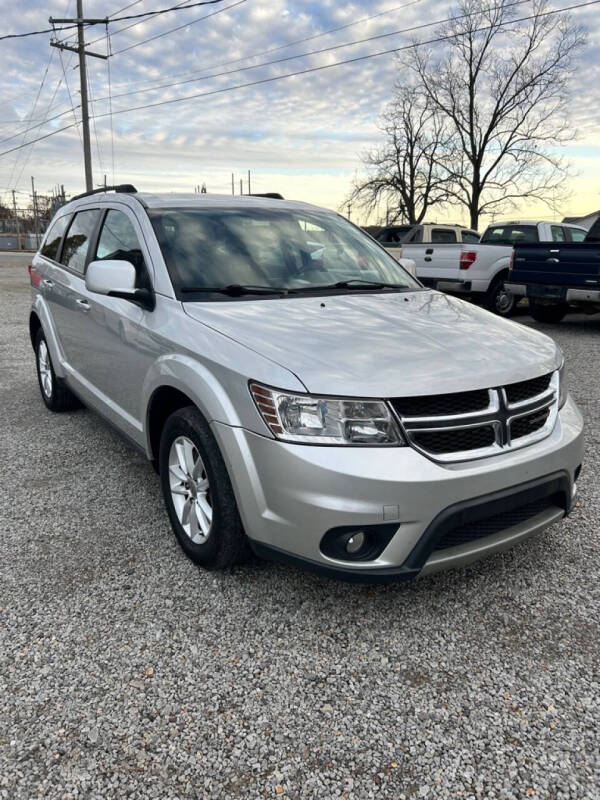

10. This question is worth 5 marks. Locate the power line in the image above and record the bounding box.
[108,1,488,100]
[109,0,426,90]
[109,0,146,16]
[0,25,77,43]
[5,50,55,190]
[1,0,597,160]
[94,0,530,103]
[110,0,246,54]
[109,0,231,22]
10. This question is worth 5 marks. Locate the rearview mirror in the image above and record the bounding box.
[85,260,154,310]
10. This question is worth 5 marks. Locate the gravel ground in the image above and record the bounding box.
[0,255,599,800]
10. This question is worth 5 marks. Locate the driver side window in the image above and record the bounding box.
[95,209,149,289]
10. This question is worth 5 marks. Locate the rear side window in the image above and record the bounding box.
[431,228,457,243]
[95,209,149,289]
[567,228,587,242]
[40,215,70,261]
[60,210,100,274]
[461,230,480,244]
[551,226,566,242]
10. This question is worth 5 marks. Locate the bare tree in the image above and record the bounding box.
[410,0,585,230]
[347,85,453,225]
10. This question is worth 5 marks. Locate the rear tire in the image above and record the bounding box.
[485,276,516,317]
[529,300,568,324]
[159,406,247,569]
[34,328,80,412]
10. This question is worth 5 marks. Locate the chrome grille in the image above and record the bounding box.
[392,372,558,463]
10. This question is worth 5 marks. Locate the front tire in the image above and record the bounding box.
[159,406,247,569]
[529,300,568,324]
[34,328,80,412]
[485,277,516,317]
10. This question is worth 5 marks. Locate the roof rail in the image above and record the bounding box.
[70,184,138,202]
[249,192,284,200]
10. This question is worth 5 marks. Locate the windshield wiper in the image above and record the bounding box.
[181,284,288,297]
[287,279,412,293]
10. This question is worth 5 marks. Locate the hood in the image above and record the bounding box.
[183,290,561,397]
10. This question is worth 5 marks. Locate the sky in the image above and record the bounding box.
[0,0,599,227]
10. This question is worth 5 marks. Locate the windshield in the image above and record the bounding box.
[480,225,539,246]
[149,207,421,299]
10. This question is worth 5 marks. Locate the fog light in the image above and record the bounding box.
[346,532,366,554]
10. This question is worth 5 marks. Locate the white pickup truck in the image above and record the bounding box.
[375,220,588,316]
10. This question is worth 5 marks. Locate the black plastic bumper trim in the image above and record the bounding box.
[248,471,572,584]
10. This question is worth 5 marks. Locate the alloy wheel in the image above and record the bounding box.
[168,435,213,544]
[38,340,53,399]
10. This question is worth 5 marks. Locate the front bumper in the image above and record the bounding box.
[212,396,583,581]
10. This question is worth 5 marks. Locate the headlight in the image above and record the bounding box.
[250,383,405,445]
[558,360,568,408]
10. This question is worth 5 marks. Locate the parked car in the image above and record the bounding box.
[505,216,600,323]
[377,220,588,317]
[29,186,583,582]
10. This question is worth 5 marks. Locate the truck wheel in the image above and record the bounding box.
[159,406,248,569]
[34,328,80,412]
[485,277,516,317]
[529,300,568,324]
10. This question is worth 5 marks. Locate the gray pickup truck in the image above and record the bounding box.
[29,186,583,582]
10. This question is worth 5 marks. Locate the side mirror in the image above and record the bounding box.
[85,260,154,310]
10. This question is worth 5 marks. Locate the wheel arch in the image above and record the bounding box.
[29,311,42,350]
[146,385,199,463]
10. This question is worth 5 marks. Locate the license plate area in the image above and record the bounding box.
[527,284,566,300]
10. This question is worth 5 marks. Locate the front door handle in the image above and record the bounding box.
[424,256,432,262]
[425,248,434,255]
[545,257,559,263]
[76,298,91,312]
[42,278,54,288]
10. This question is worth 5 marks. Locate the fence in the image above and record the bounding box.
[0,191,66,251]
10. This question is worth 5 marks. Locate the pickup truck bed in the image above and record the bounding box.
[506,240,600,323]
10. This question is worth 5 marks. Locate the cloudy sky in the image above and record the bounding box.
[1,0,599,226]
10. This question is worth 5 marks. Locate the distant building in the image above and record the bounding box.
[562,210,600,230]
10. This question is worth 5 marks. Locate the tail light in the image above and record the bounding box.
[28,265,42,288]
[460,251,477,270]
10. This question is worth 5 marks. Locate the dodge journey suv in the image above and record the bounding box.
[29,186,583,581]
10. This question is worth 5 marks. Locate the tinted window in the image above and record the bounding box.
[567,227,587,243]
[60,210,99,274]
[480,225,539,245]
[150,207,419,299]
[95,209,148,288]
[40,215,70,261]
[461,230,480,244]
[376,226,414,244]
[586,217,600,242]
[431,228,457,243]
[551,226,566,242]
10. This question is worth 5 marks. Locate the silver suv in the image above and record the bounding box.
[29,186,584,582]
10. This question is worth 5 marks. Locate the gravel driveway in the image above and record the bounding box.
[1,255,598,800]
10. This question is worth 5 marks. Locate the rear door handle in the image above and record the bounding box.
[545,257,559,263]
[424,257,432,262]
[42,278,54,288]
[76,298,91,312]
[425,248,434,255]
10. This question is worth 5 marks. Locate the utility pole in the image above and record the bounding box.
[50,2,108,192]
[231,173,235,195]
[31,176,40,248]
[247,170,251,194]
[11,190,22,251]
